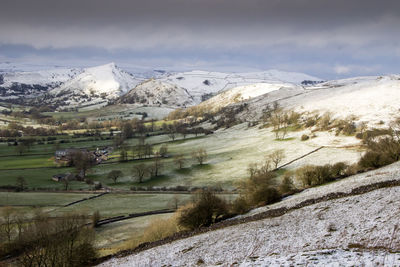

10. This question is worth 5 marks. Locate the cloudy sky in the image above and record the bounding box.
[1,0,399,79]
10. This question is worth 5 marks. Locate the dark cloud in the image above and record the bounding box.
[0,0,399,78]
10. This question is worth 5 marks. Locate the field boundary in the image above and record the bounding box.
[95,209,175,226]
[63,192,109,207]
[276,146,324,170]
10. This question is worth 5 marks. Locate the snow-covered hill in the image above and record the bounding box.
[0,68,81,100]
[118,79,195,107]
[198,82,299,112]
[159,70,321,104]
[45,63,142,110]
[228,74,400,126]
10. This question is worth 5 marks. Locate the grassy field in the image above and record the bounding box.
[95,213,173,256]
[0,191,96,206]
[0,123,362,191]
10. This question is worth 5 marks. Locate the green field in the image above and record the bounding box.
[0,192,96,206]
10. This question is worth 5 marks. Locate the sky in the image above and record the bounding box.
[0,0,400,79]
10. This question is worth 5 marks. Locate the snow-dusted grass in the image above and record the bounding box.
[145,123,362,188]
[100,175,400,267]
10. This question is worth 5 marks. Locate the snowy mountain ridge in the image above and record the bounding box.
[159,69,321,104]
[0,63,322,110]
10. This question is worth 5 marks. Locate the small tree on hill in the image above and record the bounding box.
[132,163,147,183]
[150,152,163,177]
[15,176,27,192]
[268,149,285,169]
[192,148,207,165]
[108,170,123,184]
[174,154,185,169]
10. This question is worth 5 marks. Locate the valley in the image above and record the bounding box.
[1,64,400,266]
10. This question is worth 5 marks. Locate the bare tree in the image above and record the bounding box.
[159,144,168,157]
[174,154,186,169]
[15,143,27,156]
[268,149,285,169]
[169,195,180,209]
[63,178,70,190]
[70,150,95,178]
[15,176,27,191]
[0,207,14,242]
[108,170,123,184]
[132,163,147,183]
[192,148,207,165]
[270,109,289,140]
[151,151,163,177]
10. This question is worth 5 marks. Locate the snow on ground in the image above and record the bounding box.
[100,169,400,267]
[162,123,361,188]
[0,68,80,87]
[199,82,297,112]
[246,160,400,217]
[238,74,400,127]
[120,79,195,107]
[159,70,320,104]
[50,63,141,99]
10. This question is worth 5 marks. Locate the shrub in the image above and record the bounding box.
[330,162,348,178]
[301,134,309,141]
[92,210,100,227]
[279,173,295,194]
[296,164,334,187]
[358,137,400,170]
[178,190,228,230]
[231,197,250,215]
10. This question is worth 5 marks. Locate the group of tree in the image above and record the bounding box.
[0,209,96,266]
[68,150,96,179]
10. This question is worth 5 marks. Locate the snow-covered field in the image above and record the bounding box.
[100,162,400,266]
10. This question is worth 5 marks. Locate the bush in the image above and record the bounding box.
[178,190,228,230]
[296,164,335,187]
[301,134,309,141]
[358,137,400,170]
[231,197,250,215]
[279,173,295,194]
[330,162,348,178]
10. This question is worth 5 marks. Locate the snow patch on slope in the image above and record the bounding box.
[46,63,142,109]
[119,79,195,107]
[201,82,298,111]
[160,70,321,104]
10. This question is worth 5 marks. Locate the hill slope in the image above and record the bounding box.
[118,79,195,107]
[45,63,142,110]
[226,74,400,126]
[159,70,321,104]
[100,162,400,266]
[0,68,81,101]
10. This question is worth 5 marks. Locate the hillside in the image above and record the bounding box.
[159,70,321,104]
[218,74,400,126]
[0,68,81,101]
[195,82,299,112]
[45,63,142,110]
[118,79,195,107]
[100,162,400,266]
